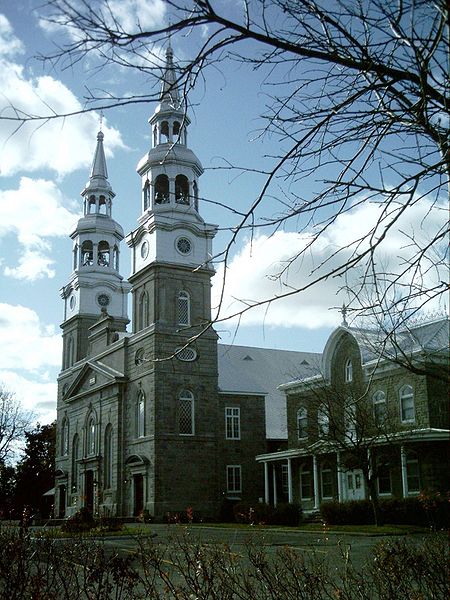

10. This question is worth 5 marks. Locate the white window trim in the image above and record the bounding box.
[321,467,333,500]
[297,407,308,440]
[177,290,191,327]
[179,390,195,436]
[317,409,329,437]
[399,385,415,423]
[345,358,353,383]
[373,390,387,426]
[376,464,392,496]
[299,466,312,500]
[406,457,421,495]
[226,464,242,494]
[225,406,241,440]
[136,393,145,438]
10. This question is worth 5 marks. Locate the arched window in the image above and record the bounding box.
[98,195,107,214]
[67,336,74,368]
[98,241,110,266]
[161,120,169,142]
[86,415,96,456]
[136,392,145,438]
[143,180,150,211]
[345,358,353,382]
[373,390,387,426]
[193,181,198,211]
[154,174,169,204]
[297,407,308,439]
[173,121,180,138]
[299,464,312,499]
[179,390,194,435]
[61,417,69,456]
[175,174,189,204]
[138,291,149,330]
[177,290,190,326]
[88,195,96,214]
[72,434,79,491]
[399,385,415,423]
[345,398,357,440]
[104,425,113,489]
[317,408,329,437]
[81,241,94,266]
[153,125,158,147]
[113,245,119,270]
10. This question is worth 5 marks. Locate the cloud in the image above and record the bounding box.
[0,15,125,177]
[0,303,61,370]
[0,369,56,424]
[0,177,80,280]
[213,196,447,329]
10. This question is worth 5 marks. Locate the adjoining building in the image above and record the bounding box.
[54,47,319,520]
[256,317,449,511]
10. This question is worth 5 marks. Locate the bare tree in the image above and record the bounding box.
[0,385,32,464]
[5,0,449,335]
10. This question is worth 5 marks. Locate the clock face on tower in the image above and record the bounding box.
[141,240,149,259]
[97,293,110,308]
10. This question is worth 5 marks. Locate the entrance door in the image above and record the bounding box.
[133,474,144,516]
[344,469,365,500]
[85,470,94,514]
[58,485,66,518]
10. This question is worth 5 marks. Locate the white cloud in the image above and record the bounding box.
[213,196,447,329]
[108,0,166,32]
[0,13,24,57]
[0,177,80,280]
[0,303,62,371]
[0,369,56,424]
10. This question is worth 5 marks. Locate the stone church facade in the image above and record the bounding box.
[54,47,317,520]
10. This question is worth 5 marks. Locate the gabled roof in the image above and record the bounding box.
[63,359,126,401]
[218,344,321,439]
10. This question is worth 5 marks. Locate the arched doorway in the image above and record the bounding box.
[133,474,144,516]
[85,470,94,514]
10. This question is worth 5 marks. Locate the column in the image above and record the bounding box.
[287,458,293,504]
[313,455,320,510]
[400,445,408,498]
[272,466,277,507]
[264,462,270,504]
[336,451,342,501]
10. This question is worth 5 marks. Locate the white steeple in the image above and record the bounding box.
[128,44,217,275]
[61,129,130,329]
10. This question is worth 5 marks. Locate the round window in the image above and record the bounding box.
[69,295,76,310]
[176,237,192,255]
[97,293,110,307]
[141,240,149,259]
[175,347,197,362]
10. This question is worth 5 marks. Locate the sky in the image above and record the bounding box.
[0,1,447,425]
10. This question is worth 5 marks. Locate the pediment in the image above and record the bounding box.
[64,360,126,401]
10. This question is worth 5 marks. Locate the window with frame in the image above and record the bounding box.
[373,390,387,426]
[71,434,79,491]
[406,455,420,494]
[179,390,194,435]
[399,385,415,423]
[177,291,190,326]
[87,416,96,456]
[345,358,353,382]
[300,464,312,499]
[138,291,149,330]
[61,417,69,456]
[317,408,329,437]
[297,407,308,439]
[281,464,289,495]
[345,398,357,440]
[226,465,242,494]
[225,407,240,440]
[104,425,113,489]
[136,393,145,438]
[321,467,333,499]
[377,462,392,495]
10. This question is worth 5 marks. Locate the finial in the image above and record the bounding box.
[340,302,349,327]
[99,110,104,132]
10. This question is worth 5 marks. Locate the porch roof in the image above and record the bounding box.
[255,428,449,463]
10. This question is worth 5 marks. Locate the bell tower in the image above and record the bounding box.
[125,45,220,518]
[60,129,130,369]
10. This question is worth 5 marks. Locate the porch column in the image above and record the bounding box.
[313,455,320,510]
[272,466,278,507]
[287,458,293,504]
[400,445,408,498]
[264,462,270,504]
[336,451,342,501]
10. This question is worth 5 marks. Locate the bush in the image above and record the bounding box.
[96,516,124,532]
[233,502,302,526]
[61,507,95,533]
[320,500,374,525]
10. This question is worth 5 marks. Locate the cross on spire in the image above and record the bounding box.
[340,302,349,327]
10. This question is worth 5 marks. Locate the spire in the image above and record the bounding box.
[160,43,180,106]
[90,130,109,183]
[81,129,115,216]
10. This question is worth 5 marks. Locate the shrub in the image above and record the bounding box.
[233,502,301,526]
[270,503,302,526]
[61,507,95,533]
[96,516,124,532]
[320,500,374,525]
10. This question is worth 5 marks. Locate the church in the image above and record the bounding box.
[54,46,318,520]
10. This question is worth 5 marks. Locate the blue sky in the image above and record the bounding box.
[0,1,446,424]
